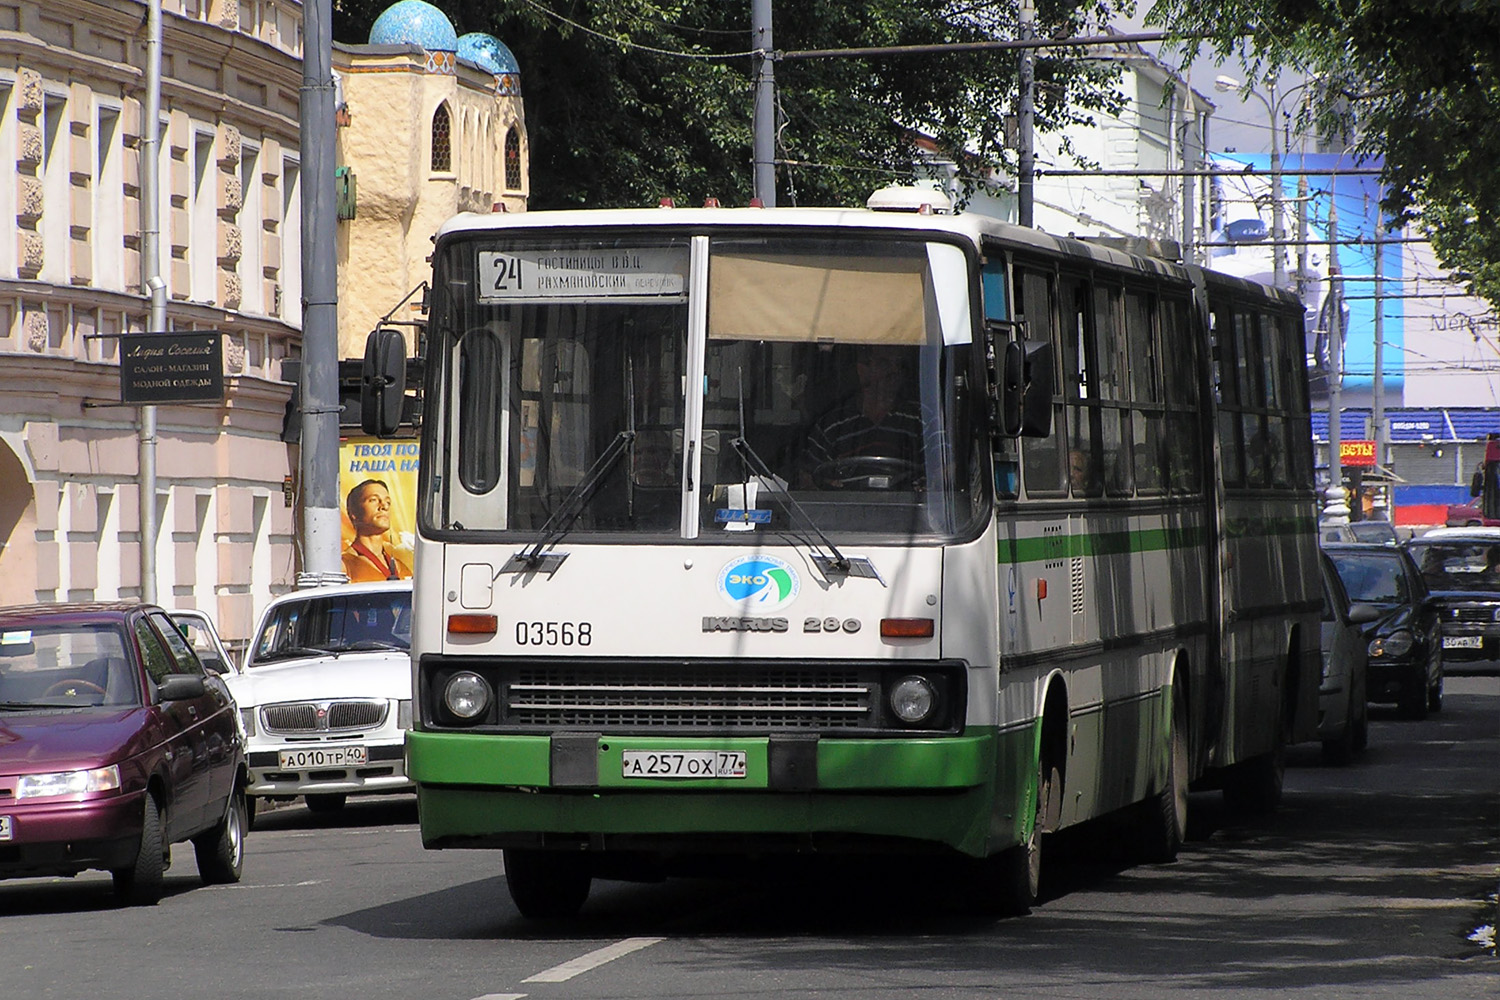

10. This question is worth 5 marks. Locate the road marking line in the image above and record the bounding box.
[522,937,664,983]
[472,994,527,1000]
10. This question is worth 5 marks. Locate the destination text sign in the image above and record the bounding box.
[121,332,225,404]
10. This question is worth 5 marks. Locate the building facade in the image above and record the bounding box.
[0,0,305,644]
[0,0,529,650]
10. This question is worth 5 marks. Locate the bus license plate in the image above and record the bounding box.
[621,750,747,779]
[278,746,367,769]
[1443,635,1483,649]
[0,816,11,841]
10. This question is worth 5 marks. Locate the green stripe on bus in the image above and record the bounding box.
[1000,513,1315,564]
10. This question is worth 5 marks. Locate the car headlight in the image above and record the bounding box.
[1320,650,1332,682]
[397,698,413,729]
[1369,630,1414,659]
[239,707,257,738]
[443,672,491,720]
[17,765,121,799]
[889,675,937,724]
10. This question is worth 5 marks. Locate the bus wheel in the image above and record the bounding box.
[503,849,591,919]
[1138,688,1188,862]
[1223,717,1286,815]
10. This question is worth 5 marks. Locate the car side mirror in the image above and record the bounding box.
[156,674,207,702]
[1347,603,1383,625]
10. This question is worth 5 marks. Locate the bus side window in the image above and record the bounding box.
[1017,265,1065,496]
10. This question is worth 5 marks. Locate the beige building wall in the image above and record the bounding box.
[333,41,527,360]
[0,0,304,648]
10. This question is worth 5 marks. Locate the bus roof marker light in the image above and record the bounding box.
[880,618,935,639]
[703,197,720,208]
[658,197,675,209]
[448,613,498,635]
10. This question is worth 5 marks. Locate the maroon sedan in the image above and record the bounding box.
[0,602,247,904]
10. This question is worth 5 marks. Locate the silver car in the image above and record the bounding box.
[1318,552,1380,764]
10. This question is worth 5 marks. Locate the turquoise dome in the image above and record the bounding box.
[457,33,520,76]
[368,1,458,51]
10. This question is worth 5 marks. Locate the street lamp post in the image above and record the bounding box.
[1215,75,1284,289]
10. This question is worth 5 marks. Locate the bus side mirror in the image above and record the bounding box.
[361,327,407,438]
[997,340,1025,437]
[1020,339,1053,438]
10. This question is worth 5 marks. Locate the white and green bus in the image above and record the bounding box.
[360,197,1320,918]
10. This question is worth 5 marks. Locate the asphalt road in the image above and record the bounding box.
[1,676,1495,1000]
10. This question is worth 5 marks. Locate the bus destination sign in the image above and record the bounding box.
[120,331,225,404]
[477,249,687,301]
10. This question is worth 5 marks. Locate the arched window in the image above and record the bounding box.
[504,127,521,191]
[431,103,452,173]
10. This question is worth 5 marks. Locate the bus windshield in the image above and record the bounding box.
[425,231,981,540]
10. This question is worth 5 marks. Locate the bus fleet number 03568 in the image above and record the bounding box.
[515,621,593,646]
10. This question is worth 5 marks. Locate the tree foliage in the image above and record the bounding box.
[1145,0,1500,307]
[334,1,1131,210]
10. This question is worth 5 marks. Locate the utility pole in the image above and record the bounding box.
[1324,196,1350,525]
[138,0,164,604]
[1295,175,1308,299]
[1372,220,1387,517]
[751,1,775,206]
[1269,80,1284,288]
[298,0,345,586]
[1017,0,1035,227]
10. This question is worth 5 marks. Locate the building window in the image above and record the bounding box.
[504,127,521,191]
[431,103,451,173]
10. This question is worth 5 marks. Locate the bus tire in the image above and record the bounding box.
[1138,685,1188,862]
[503,849,591,919]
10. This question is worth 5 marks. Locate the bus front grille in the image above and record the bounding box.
[505,664,874,729]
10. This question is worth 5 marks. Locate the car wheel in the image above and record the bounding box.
[1351,688,1370,754]
[112,792,166,906]
[1428,673,1444,713]
[305,793,347,814]
[245,794,257,831]
[194,786,247,885]
[503,849,592,919]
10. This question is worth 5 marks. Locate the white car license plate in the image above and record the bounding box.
[0,816,11,841]
[278,746,368,769]
[1443,635,1483,649]
[621,750,747,779]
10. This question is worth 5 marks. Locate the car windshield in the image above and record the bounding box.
[250,591,412,665]
[1326,551,1410,603]
[0,622,140,708]
[1348,522,1398,544]
[1408,541,1500,592]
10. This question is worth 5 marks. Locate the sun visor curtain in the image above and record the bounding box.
[708,252,927,344]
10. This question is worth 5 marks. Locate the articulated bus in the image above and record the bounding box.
[360,197,1321,917]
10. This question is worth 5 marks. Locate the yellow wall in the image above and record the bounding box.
[333,45,528,360]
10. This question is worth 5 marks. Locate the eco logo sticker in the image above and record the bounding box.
[716,555,800,611]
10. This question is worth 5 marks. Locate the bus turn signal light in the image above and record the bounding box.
[880,617,935,639]
[448,613,498,635]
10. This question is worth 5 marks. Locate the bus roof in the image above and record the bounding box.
[435,204,1298,307]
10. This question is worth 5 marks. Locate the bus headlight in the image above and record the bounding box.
[443,672,492,720]
[890,675,937,724]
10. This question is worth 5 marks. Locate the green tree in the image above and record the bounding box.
[335,1,1132,210]
[1145,0,1500,308]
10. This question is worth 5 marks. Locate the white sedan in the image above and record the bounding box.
[228,581,413,822]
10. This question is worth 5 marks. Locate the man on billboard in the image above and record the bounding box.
[341,479,413,582]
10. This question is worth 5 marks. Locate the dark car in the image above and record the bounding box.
[0,602,247,904]
[1318,552,1381,763]
[1405,529,1500,673]
[1322,543,1444,719]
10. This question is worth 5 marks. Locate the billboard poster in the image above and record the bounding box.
[338,438,418,583]
[1209,152,1401,405]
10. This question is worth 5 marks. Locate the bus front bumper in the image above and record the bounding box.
[408,728,1022,858]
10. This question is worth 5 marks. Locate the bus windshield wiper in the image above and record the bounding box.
[727,435,880,581]
[502,430,636,575]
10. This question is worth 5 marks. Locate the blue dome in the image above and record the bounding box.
[457,33,520,76]
[369,1,458,51]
